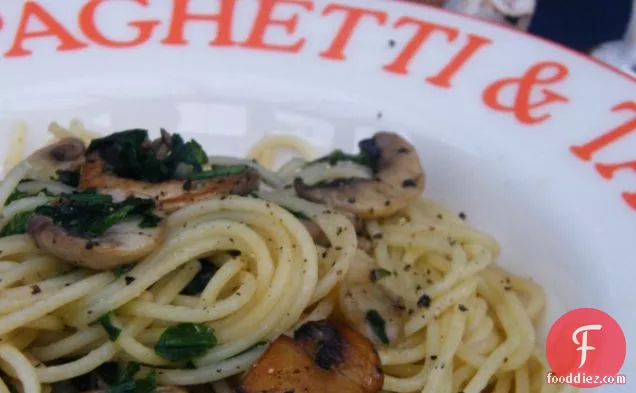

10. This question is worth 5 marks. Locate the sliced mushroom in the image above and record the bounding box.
[295,132,425,219]
[26,215,166,270]
[239,320,383,393]
[301,218,330,248]
[80,151,259,213]
[27,138,86,179]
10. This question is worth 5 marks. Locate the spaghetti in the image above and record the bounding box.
[0,120,573,393]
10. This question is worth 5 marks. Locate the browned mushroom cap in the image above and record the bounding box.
[294,132,425,219]
[239,320,383,393]
[27,138,86,179]
[26,215,166,270]
[80,152,259,213]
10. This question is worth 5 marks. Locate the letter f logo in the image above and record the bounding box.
[572,324,602,368]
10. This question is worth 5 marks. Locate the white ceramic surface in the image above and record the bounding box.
[0,0,633,389]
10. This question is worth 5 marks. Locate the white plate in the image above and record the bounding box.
[0,0,633,388]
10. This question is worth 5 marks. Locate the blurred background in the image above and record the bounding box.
[407,0,636,76]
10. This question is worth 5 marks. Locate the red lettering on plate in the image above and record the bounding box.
[242,0,313,53]
[482,61,569,125]
[596,160,636,210]
[570,101,636,161]
[383,17,457,75]
[595,161,636,180]
[624,192,636,210]
[161,0,237,46]
[5,1,87,58]
[319,4,387,61]
[426,34,491,88]
[79,0,160,48]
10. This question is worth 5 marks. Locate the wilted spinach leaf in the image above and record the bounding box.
[154,323,216,362]
[112,264,134,278]
[310,137,380,171]
[104,362,156,393]
[181,261,218,296]
[189,165,246,180]
[365,309,389,344]
[5,189,30,205]
[97,312,121,341]
[34,190,160,238]
[86,129,212,184]
[56,170,80,187]
[0,211,34,238]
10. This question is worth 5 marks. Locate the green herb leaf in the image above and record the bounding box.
[0,211,34,238]
[60,190,113,206]
[119,363,141,382]
[154,323,217,362]
[85,204,136,236]
[169,135,208,169]
[370,268,391,283]
[181,261,218,296]
[133,371,155,393]
[189,165,247,180]
[112,264,134,278]
[87,129,149,156]
[313,150,365,166]
[311,149,374,169]
[310,137,379,171]
[5,189,30,205]
[56,170,80,187]
[365,310,389,344]
[95,362,120,385]
[139,213,162,228]
[98,312,121,341]
[35,192,160,238]
[105,362,156,393]
[87,129,214,184]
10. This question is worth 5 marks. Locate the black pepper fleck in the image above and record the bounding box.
[347,197,356,204]
[459,211,467,220]
[31,285,42,295]
[372,233,383,240]
[430,355,438,360]
[125,276,135,285]
[458,304,468,312]
[417,294,431,308]
[402,179,417,188]
[388,39,396,47]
